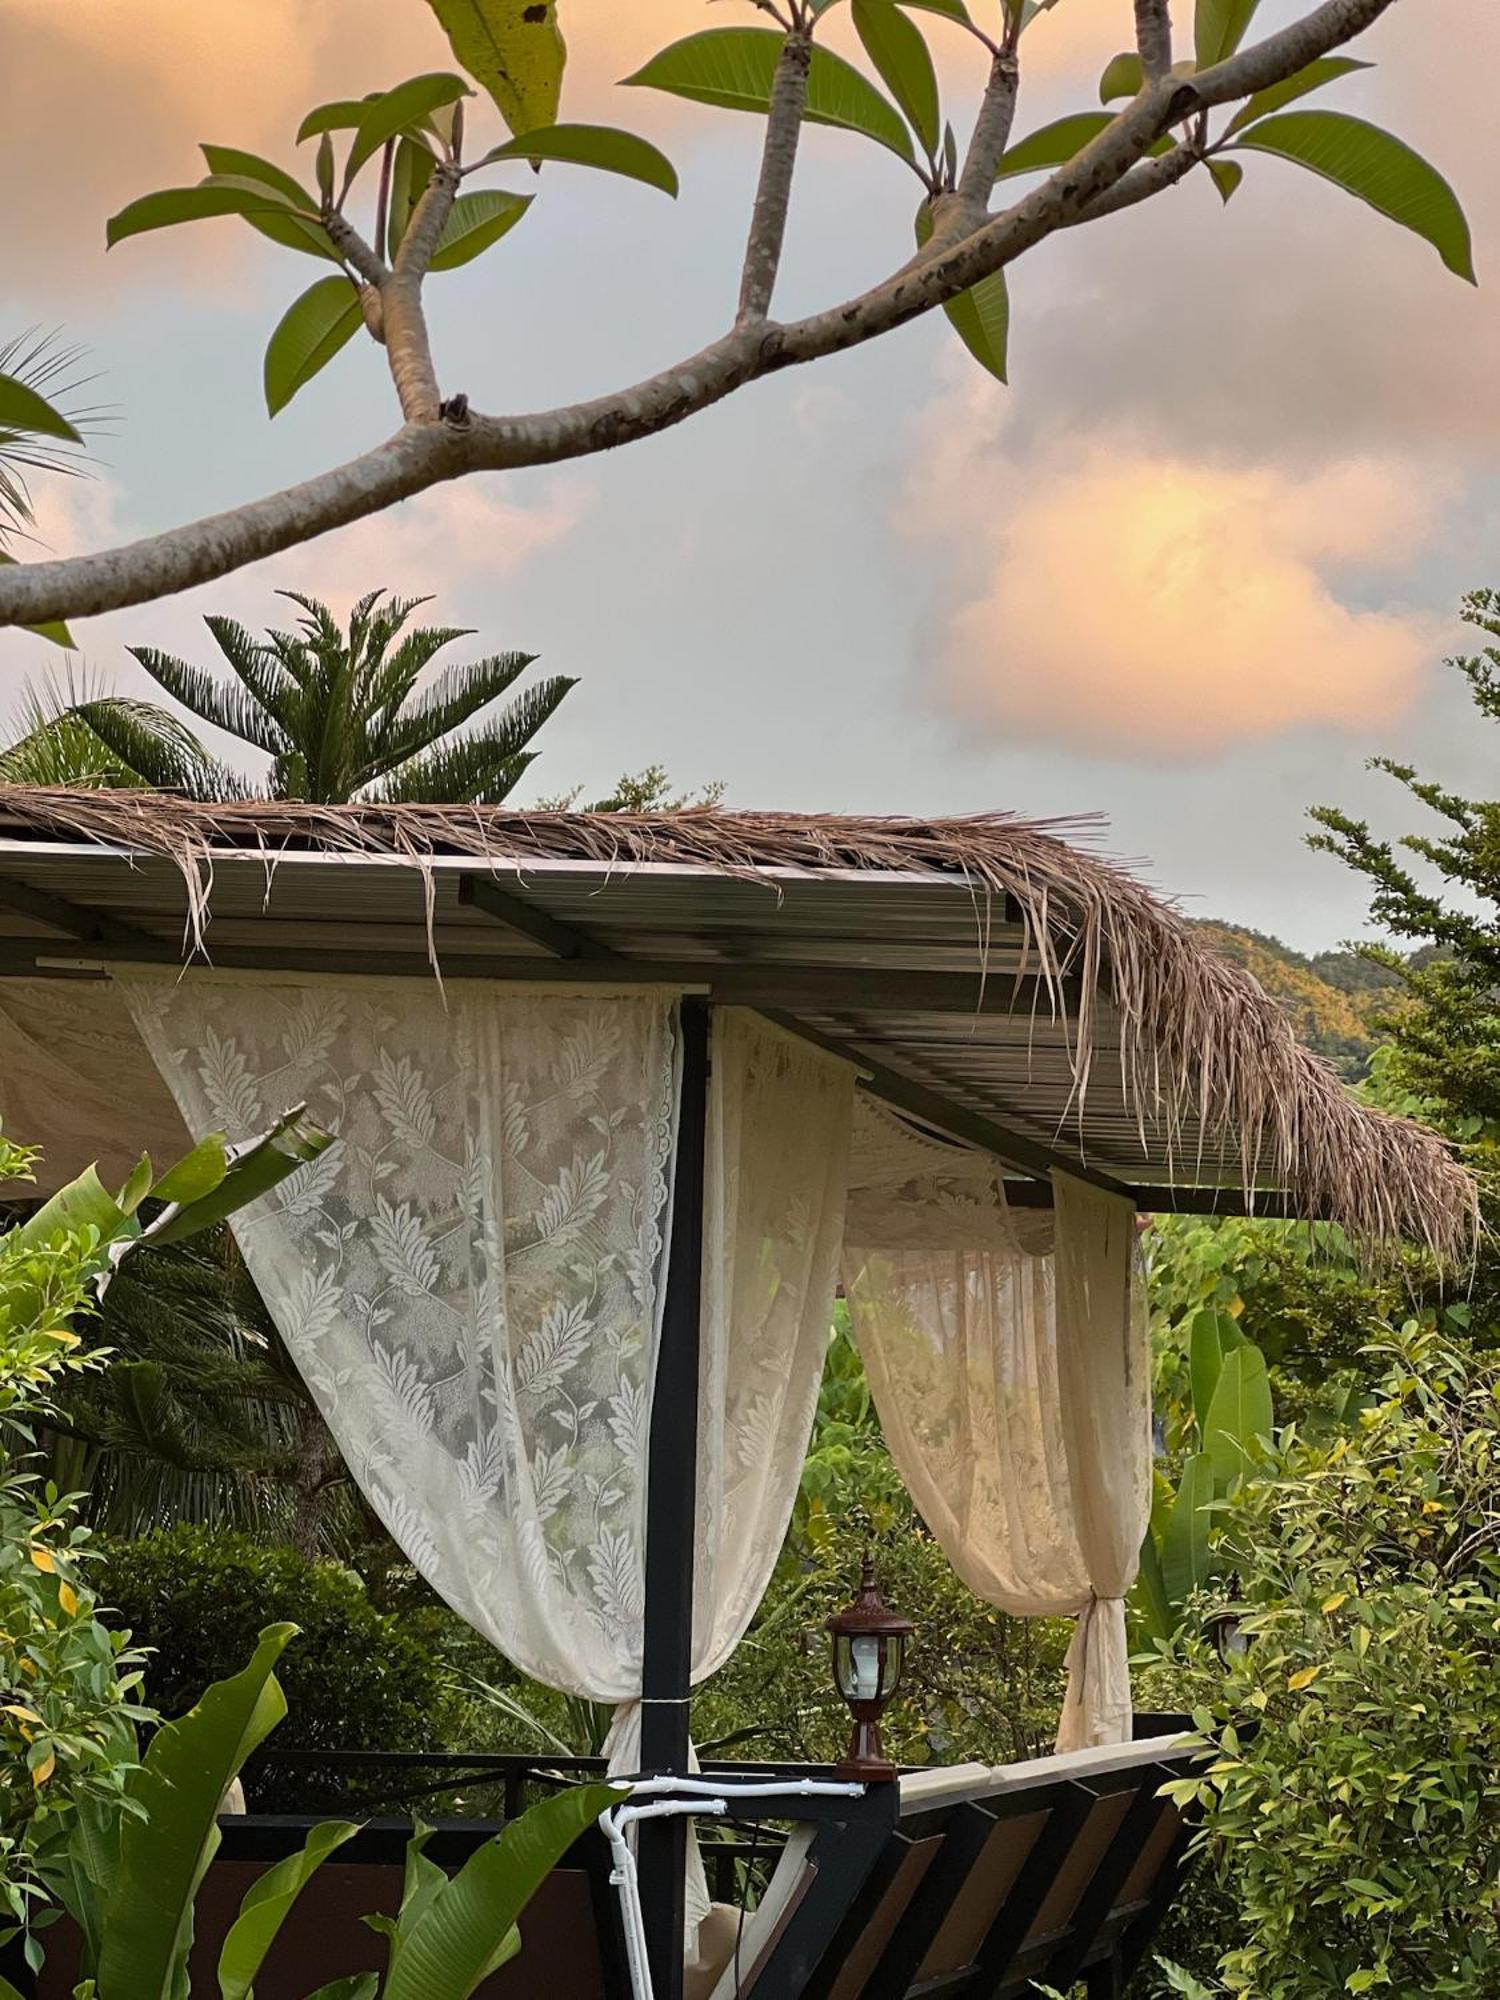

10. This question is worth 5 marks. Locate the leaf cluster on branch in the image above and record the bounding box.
[0,0,1476,632]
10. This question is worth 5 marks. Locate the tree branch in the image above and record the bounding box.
[1135,0,1174,82]
[382,162,459,423]
[323,213,388,288]
[738,31,813,323]
[956,48,1021,212]
[1069,144,1201,223]
[0,0,1402,630]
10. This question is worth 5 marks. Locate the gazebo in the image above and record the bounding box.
[0,790,1474,2000]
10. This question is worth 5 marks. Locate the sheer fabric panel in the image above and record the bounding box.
[119,970,679,1710]
[841,1099,1150,1749]
[694,1010,856,1672]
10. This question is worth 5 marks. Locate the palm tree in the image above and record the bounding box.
[0,666,216,790]
[68,589,574,804]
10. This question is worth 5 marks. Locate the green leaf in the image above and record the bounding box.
[263,276,363,417]
[218,1821,362,2000]
[428,190,534,272]
[106,181,297,249]
[422,0,567,138]
[1133,1526,1175,1643]
[297,96,380,144]
[0,371,81,444]
[148,1109,334,1246]
[345,74,471,189]
[1207,157,1243,203]
[383,1785,624,2000]
[476,123,679,197]
[1161,1452,1217,1607]
[148,1134,229,1209]
[1223,56,1372,137]
[99,1625,299,2000]
[915,199,1008,382]
[0,550,74,650]
[118,1154,154,1217]
[1203,1342,1274,1492]
[943,270,1008,382]
[901,0,971,18]
[1189,1308,1225,1434]
[7,1163,127,1261]
[852,0,941,159]
[302,1984,380,2000]
[1195,0,1262,69]
[625,29,915,168]
[1099,51,1142,103]
[995,111,1110,180]
[1232,110,1474,280]
[199,147,315,209]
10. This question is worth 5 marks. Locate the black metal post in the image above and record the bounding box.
[638,998,710,2000]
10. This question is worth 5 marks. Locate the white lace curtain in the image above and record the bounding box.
[841,1099,1152,1750]
[119,978,853,1785]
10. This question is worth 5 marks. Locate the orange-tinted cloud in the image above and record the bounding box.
[903,385,1445,759]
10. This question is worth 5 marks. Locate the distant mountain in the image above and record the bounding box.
[1194,923,1406,1080]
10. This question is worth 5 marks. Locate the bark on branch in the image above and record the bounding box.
[1134,0,1174,82]
[0,0,1402,629]
[382,163,459,423]
[956,49,1021,213]
[738,31,813,323]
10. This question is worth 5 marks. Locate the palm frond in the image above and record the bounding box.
[72,697,242,799]
[368,738,535,805]
[0,329,105,544]
[363,626,474,730]
[368,652,545,769]
[205,614,302,733]
[128,644,289,756]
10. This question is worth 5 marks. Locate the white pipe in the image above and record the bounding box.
[599,1778,867,2000]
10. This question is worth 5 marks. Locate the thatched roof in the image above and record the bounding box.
[0,786,1476,1259]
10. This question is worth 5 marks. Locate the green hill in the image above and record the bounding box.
[1194,923,1405,1080]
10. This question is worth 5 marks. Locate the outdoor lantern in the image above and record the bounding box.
[827,1556,914,1782]
[1207,1606,1251,1666]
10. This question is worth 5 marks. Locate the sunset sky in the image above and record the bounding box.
[3,0,1496,948]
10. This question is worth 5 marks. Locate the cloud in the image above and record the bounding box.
[902,383,1446,760]
[0,467,592,740]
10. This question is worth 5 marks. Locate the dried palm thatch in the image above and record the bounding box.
[0,786,1476,1261]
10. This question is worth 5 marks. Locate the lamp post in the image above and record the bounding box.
[827,1556,913,1782]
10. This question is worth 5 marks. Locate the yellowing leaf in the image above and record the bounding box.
[42,1327,80,1347]
[29,1548,57,1574]
[2,1706,41,1725]
[423,0,566,137]
[1321,1592,1349,1613]
[1287,1664,1323,1691]
[57,1581,79,1618]
[32,1751,55,1787]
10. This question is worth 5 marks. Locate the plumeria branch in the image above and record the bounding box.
[738,28,814,321]
[0,0,1402,630]
[1135,0,1175,82]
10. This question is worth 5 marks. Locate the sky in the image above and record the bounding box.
[2,0,1496,950]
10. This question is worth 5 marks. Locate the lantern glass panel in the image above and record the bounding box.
[881,1631,907,1699]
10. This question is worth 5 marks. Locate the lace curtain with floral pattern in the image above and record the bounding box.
[119,970,681,1708]
[841,1098,1152,1750]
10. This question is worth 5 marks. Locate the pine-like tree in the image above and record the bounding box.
[1309,584,1500,1329]
[63,588,574,804]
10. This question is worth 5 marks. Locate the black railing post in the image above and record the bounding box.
[637,998,710,2000]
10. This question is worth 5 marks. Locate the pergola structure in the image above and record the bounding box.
[0,791,1475,2000]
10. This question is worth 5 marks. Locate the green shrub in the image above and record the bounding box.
[96,1525,458,1812]
[1153,1324,1500,1997]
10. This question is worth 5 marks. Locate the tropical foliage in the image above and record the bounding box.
[30,1619,621,2000]
[59,590,573,805]
[97,0,1470,410]
[0,1112,330,1959]
[1158,1327,1500,1997]
[96,1528,459,1814]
